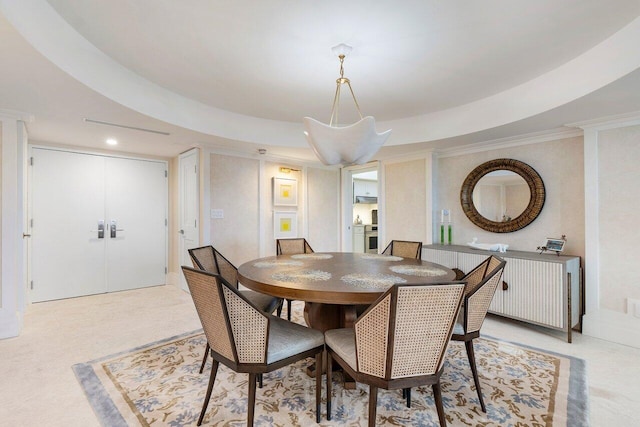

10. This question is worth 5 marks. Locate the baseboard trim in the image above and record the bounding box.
[0,308,23,339]
[166,271,180,287]
[582,308,640,349]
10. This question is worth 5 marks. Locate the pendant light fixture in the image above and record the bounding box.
[303,44,391,166]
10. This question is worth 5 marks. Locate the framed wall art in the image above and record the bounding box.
[274,211,297,239]
[273,177,298,206]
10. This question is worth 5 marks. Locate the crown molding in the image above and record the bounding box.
[0,109,34,122]
[435,127,583,158]
[199,143,335,170]
[380,149,434,165]
[565,110,640,130]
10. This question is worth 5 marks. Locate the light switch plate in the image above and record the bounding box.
[627,298,640,318]
[211,209,224,219]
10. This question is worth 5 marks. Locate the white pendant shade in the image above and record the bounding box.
[303,116,391,166]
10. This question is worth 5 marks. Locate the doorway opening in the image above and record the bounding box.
[341,163,381,252]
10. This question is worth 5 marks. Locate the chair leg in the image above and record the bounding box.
[315,352,322,423]
[199,343,210,374]
[277,301,283,318]
[368,385,378,427]
[432,382,447,427]
[287,299,292,321]
[257,373,263,388]
[406,387,411,408]
[197,360,219,426]
[247,373,257,426]
[326,351,333,420]
[465,339,486,412]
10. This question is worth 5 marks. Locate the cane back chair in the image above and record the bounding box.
[189,245,283,375]
[381,240,423,259]
[452,257,506,412]
[275,238,314,320]
[182,266,324,426]
[325,282,465,426]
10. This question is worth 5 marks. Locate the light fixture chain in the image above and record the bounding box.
[330,82,341,126]
[345,81,364,120]
[329,53,363,126]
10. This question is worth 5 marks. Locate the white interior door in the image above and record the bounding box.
[178,149,199,291]
[105,157,167,292]
[30,148,168,302]
[31,148,107,302]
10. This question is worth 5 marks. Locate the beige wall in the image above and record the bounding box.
[0,121,3,304]
[598,125,640,313]
[307,167,340,252]
[436,136,585,260]
[210,153,261,265]
[207,154,340,264]
[384,159,427,246]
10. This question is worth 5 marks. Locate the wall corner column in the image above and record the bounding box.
[0,115,27,339]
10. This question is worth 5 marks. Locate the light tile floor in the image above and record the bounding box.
[1,284,638,426]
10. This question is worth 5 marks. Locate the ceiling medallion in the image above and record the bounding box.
[303,44,391,166]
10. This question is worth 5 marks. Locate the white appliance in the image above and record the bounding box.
[353,225,365,253]
[364,225,378,253]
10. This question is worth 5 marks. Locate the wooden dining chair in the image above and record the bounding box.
[275,238,314,320]
[452,257,506,412]
[182,266,325,426]
[325,282,465,427]
[276,238,314,256]
[189,245,283,376]
[357,240,423,318]
[401,254,505,405]
[459,254,504,296]
[381,240,423,259]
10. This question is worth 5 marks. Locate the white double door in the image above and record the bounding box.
[30,148,168,302]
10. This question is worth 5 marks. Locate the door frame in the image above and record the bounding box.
[27,144,169,301]
[178,148,200,291]
[341,161,382,251]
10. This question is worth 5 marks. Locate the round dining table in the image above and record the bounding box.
[238,252,456,386]
[238,252,456,332]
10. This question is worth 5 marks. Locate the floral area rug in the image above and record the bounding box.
[73,302,588,427]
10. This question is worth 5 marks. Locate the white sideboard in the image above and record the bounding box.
[423,244,582,342]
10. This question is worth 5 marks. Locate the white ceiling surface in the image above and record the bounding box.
[1,0,640,162]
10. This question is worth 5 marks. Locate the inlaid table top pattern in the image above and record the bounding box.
[238,252,456,305]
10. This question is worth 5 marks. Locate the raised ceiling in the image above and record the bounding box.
[1,0,640,161]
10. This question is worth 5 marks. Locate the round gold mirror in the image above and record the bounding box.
[460,159,545,233]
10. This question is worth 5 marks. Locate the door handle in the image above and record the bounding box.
[89,220,105,238]
[110,220,124,238]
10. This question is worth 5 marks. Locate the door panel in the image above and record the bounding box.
[178,149,199,291]
[30,148,168,301]
[105,157,167,292]
[31,148,107,302]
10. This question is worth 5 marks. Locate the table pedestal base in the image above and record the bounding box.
[303,302,358,389]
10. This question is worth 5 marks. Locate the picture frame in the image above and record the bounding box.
[544,237,565,253]
[273,211,298,239]
[273,177,298,206]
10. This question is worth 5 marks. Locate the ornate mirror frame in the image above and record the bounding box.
[460,158,545,233]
